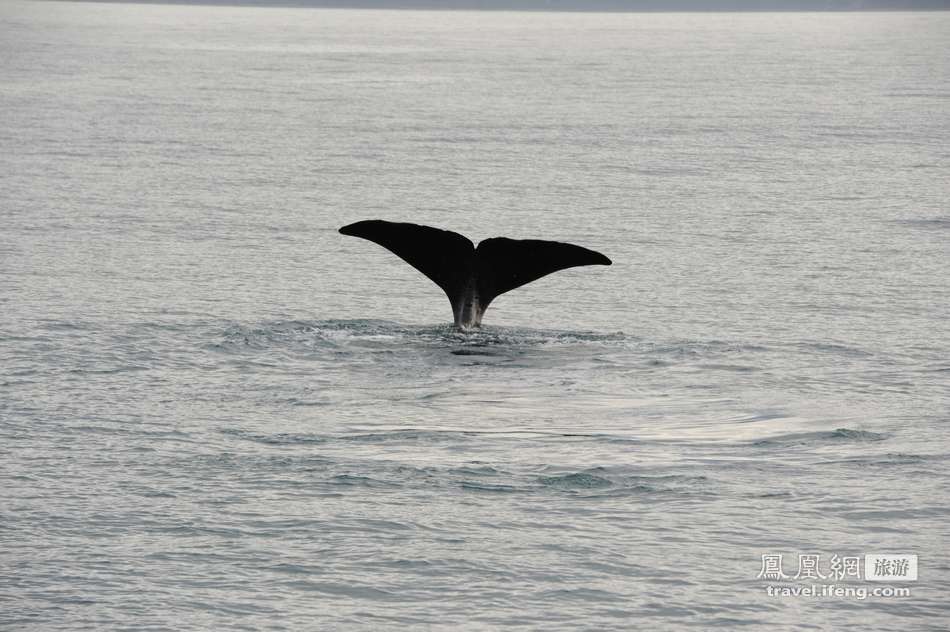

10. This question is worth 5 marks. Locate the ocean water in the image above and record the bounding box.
[2,2,949,629]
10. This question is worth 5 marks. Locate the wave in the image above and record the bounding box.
[751,428,887,447]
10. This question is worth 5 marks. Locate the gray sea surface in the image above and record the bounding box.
[2,2,949,629]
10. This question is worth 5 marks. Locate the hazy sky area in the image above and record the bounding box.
[73,0,950,10]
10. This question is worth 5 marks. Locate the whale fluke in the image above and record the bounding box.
[339,220,611,329]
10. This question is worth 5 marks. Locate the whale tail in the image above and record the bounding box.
[339,220,611,328]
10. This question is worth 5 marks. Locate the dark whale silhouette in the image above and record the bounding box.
[339,220,611,329]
